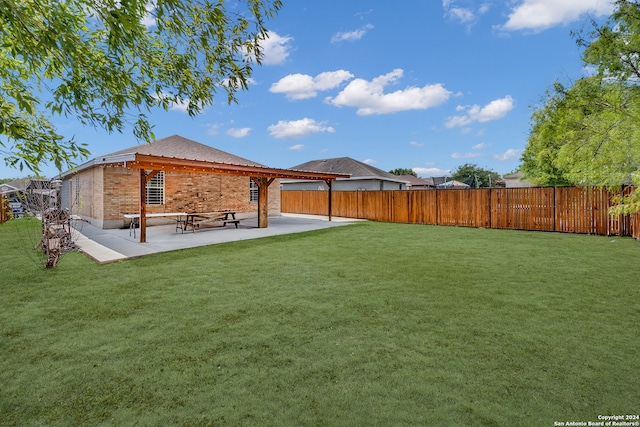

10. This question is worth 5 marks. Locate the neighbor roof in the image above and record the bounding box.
[289,157,408,183]
[1,178,29,193]
[396,175,435,187]
[436,179,470,189]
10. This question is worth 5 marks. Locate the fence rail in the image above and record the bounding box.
[281,187,639,239]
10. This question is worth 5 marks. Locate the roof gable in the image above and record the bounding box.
[291,157,401,181]
[100,135,263,167]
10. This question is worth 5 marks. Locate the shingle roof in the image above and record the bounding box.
[290,157,402,181]
[397,174,434,187]
[101,135,263,167]
[3,178,30,192]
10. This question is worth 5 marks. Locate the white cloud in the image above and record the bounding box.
[362,158,377,165]
[260,31,293,65]
[331,24,375,43]
[169,98,190,113]
[410,141,424,147]
[141,2,157,27]
[268,118,335,139]
[445,95,514,128]
[494,148,522,161]
[270,70,354,100]
[413,167,451,177]
[473,142,490,149]
[443,1,491,25]
[449,7,475,23]
[501,0,614,32]
[451,152,483,159]
[327,69,451,115]
[227,127,251,138]
[155,91,199,114]
[288,144,305,150]
[206,123,222,136]
[478,3,491,15]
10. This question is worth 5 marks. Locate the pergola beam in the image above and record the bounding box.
[126,154,347,181]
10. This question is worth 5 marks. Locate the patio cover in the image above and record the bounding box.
[100,153,349,242]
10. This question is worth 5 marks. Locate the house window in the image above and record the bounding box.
[249,179,258,202]
[146,171,164,205]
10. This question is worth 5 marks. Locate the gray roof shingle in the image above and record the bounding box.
[101,135,263,167]
[290,157,400,180]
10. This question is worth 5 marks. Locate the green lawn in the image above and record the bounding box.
[1,218,639,426]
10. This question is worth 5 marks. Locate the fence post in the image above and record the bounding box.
[435,189,439,225]
[488,187,492,228]
[553,187,557,232]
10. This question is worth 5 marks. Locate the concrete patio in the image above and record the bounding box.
[72,213,362,264]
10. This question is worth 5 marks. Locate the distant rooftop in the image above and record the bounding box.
[290,157,407,183]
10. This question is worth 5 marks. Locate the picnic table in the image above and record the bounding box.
[124,211,239,237]
[184,210,239,232]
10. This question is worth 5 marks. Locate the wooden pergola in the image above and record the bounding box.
[117,153,349,242]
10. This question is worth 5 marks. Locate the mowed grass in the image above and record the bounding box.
[1,218,639,426]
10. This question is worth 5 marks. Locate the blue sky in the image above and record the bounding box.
[18,0,616,179]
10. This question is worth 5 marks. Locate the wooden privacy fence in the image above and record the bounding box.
[282,187,639,238]
[0,195,11,225]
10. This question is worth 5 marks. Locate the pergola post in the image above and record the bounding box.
[139,170,160,243]
[139,169,148,243]
[326,179,333,221]
[252,177,275,228]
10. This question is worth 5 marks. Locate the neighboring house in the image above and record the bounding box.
[436,179,470,189]
[396,175,436,190]
[0,180,25,217]
[282,157,409,191]
[425,176,449,188]
[1,178,55,216]
[0,180,24,199]
[58,135,282,229]
[497,172,535,188]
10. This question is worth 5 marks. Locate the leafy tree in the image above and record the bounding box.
[0,0,282,174]
[578,0,640,83]
[522,0,640,213]
[522,78,640,187]
[389,168,417,177]
[451,163,500,188]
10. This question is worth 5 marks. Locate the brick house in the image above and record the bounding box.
[58,135,281,229]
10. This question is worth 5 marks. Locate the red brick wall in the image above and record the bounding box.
[102,166,139,221]
[74,165,280,228]
[165,172,280,215]
[165,173,253,213]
